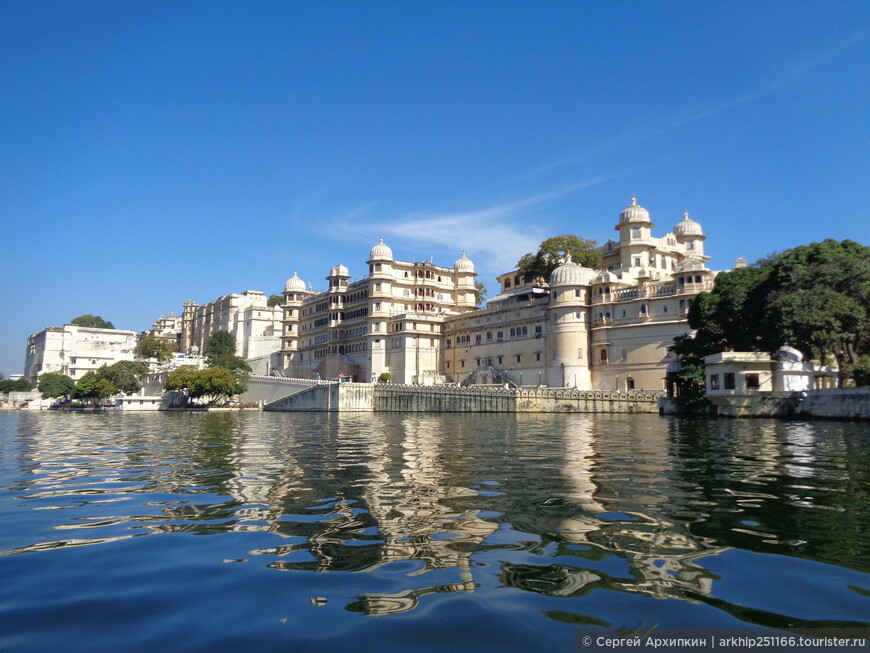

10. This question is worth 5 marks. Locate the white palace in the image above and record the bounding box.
[274,195,717,390]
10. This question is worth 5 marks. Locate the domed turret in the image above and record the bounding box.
[328,263,350,278]
[549,254,597,287]
[284,271,306,293]
[619,195,652,225]
[369,237,393,261]
[454,251,475,273]
[673,210,704,237]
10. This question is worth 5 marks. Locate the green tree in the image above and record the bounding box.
[70,314,115,329]
[99,360,148,394]
[206,331,237,358]
[37,372,75,399]
[73,371,118,405]
[676,239,870,388]
[135,335,177,363]
[206,354,252,375]
[474,281,488,308]
[516,234,602,283]
[164,366,199,405]
[267,294,283,307]
[188,367,246,405]
[0,377,33,392]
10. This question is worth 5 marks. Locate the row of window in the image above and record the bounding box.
[445,352,544,370]
[709,372,760,390]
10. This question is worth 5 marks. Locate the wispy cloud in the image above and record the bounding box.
[328,173,624,274]
[473,30,867,197]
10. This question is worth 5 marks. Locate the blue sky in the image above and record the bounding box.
[2,1,868,376]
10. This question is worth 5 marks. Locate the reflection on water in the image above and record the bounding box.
[0,411,868,649]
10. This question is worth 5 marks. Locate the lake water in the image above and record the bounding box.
[1,411,868,651]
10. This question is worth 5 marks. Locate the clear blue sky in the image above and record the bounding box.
[2,1,868,377]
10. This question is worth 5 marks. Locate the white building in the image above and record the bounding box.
[24,325,138,385]
[443,196,717,391]
[174,290,283,360]
[280,242,478,383]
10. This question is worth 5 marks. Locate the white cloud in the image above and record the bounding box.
[327,173,624,275]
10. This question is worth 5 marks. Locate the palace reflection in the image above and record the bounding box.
[7,411,867,619]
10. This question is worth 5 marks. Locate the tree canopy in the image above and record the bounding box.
[206,331,237,358]
[99,360,148,394]
[267,294,283,307]
[204,331,251,374]
[37,372,75,399]
[0,377,33,392]
[135,336,177,363]
[672,239,870,388]
[516,235,602,283]
[72,371,117,405]
[474,281,487,308]
[163,365,246,405]
[70,314,115,329]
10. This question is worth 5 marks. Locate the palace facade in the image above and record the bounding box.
[278,196,718,390]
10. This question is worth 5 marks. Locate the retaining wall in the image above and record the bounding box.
[265,383,664,413]
[705,387,870,420]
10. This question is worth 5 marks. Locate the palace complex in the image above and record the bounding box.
[274,195,716,390]
[74,195,718,391]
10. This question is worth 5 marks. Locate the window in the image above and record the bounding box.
[475,334,481,343]
[710,374,720,390]
[497,356,503,365]
[535,352,541,361]
[487,331,493,340]
[577,348,583,359]
[626,377,635,390]
[631,227,641,238]
[600,349,608,364]
[515,355,522,363]
[535,325,542,335]
[724,373,736,390]
[633,257,641,267]
[460,360,465,368]
[640,303,647,315]
[504,279,511,289]
[745,373,760,390]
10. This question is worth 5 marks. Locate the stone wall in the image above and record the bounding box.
[705,387,870,420]
[265,383,664,413]
[799,387,870,420]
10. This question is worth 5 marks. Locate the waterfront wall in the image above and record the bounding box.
[265,383,664,413]
[703,387,870,420]
[798,387,870,420]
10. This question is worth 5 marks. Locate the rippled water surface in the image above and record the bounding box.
[1,411,868,651]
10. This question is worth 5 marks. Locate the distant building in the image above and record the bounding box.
[24,325,137,385]
[158,290,283,360]
[140,312,183,350]
[280,241,478,383]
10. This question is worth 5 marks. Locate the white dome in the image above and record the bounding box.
[673,210,704,237]
[549,255,597,287]
[619,194,651,224]
[328,263,350,278]
[454,251,475,273]
[369,237,393,261]
[284,271,306,292]
[774,346,804,362]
